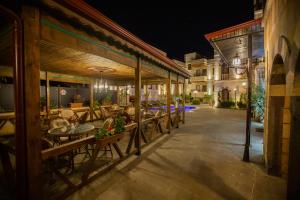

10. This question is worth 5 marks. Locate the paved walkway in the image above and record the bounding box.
[68,106,286,200]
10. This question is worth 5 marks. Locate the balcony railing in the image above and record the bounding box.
[221,74,229,80]
[191,76,207,82]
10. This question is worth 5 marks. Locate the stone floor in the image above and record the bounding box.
[68,106,286,200]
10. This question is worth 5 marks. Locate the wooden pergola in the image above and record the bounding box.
[0,1,190,199]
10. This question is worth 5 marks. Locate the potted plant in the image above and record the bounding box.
[94,117,125,147]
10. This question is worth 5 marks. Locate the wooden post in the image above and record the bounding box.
[46,71,50,117]
[175,75,179,128]
[145,83,148,112]
[166,72,171,133]
[22,6,42,200]
[125,85,128,106]
[116,86,120,105]
[89,79,94,121]
[183,80,186,124]
[134,56,141,155]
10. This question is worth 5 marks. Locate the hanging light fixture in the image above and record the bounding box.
[232,53,241,67]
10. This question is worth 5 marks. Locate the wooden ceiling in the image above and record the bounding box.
[40,40,159,80]
[214,31,264,65]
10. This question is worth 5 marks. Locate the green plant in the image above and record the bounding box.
[252,84,265,122]
[114,116,125,134]
[218,101,235,108]
[40,96,46,109]
[50,100,57,109]
[93,100,101,108]
[192,99,201,105]
[102,92,113,105]
[203,94,213,104]
[237,101,247,109]
[95,127,112,140]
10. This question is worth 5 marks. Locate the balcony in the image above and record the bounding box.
[191,75,207,82]
[221,74,229,80]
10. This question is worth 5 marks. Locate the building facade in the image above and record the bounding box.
[184,50,264,107]
[263,0,300,197]
[184,52,214,100]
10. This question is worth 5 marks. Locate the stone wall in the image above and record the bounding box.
[263,0,300,178]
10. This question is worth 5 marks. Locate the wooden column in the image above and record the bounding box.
[89,79,94,121]
[125,85,128,106]
[134,56,141,155]
[145,83,148,112]
[182,80,186,124]
[45,71,50,117]
[22,6,42,200]
[175,75,179,128]
[116,86,120,105]
[166,72,171,133]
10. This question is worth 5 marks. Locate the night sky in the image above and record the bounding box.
[85,1,254,61]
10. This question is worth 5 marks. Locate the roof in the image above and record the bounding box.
[52,0,190,77]
[205,18,262,41]
[204,18,264,66]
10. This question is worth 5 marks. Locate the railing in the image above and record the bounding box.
[221,74,229,80]
[41,114,169,199]
[191,76,207,82]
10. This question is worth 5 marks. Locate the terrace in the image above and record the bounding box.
[0,1,189,199]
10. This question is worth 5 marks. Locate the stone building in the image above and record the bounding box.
[263,0,300,197]
[184,53,214,100]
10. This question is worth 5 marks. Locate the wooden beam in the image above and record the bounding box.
[134,56,141,155]
[125,85,128,106]
[46,71,50,117]
[116,86,120,105]
[183,80,186,124]
[89,80,94,121]
[175,75,179,128]
[22,6,42,200]
[166,72,171,133]
[145,83,148,112]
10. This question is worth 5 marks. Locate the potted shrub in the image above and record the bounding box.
[94,117,125,147]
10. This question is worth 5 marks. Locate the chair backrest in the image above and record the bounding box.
[60,109,75,120]
[78,111,89,124]
[102,118,114,130]
[125,107,135,116]
[121,112,131,124]
[154,110,162,118]
[100,106,111,119]
[50,117,70,129]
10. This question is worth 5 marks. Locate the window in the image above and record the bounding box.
[195,69,201,76]
[188,64,192,70]
[202,69,207,76]
[196,85,201,91]
[202,85,207,92]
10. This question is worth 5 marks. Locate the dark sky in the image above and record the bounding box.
[85,1,254,61]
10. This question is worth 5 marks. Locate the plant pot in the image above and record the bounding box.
[95,133,124,147]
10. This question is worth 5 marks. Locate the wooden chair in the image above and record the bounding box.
[77,111,89,124]
[100,106,112,120]
[60,109,77,123]
[48,117,71,145]
[97,118,114,160]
